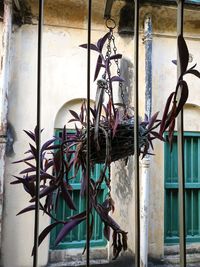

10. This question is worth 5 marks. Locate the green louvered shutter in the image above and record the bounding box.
[164,132,200,244]
[50,130,107,249]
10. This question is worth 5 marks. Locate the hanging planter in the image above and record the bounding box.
[11,20,200,260]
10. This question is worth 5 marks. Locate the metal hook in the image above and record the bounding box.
[105,18,116,30]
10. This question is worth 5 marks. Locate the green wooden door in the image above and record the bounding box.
[50,130,107,249]
[164,132,200,244]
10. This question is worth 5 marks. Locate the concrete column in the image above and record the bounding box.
[140,157,150,267]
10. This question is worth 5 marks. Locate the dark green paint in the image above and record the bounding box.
[164,132,200,244]
[50,130,107,249]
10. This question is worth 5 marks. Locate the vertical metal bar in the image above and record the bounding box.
[176,0,186,266]
[86,0,92,266]
[134,0,140,266]
[33,1,44,267]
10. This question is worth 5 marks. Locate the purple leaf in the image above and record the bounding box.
[44,160,54,171]
[110,54,122,60]
[79,44,99,52]
[53,150,62,175]
[23,130,35,141]
[41,138,56,152]
[150,131,165,141]
[40,171,55,180]
[34,126,43,144]
[62,126,67,142]
[69,110,80,121]
[178,35,189,74]
[32,221,62,255]
[114,103,126,108]
[172,59,177,65]
[79,103,84,124]
[61,183,77,210]
[29,143,37,158]
[90,107,97,119]
[148,111,159,130]
[104,223,110,241]
[186,69,200,79]
[113,110,120,138]
[30,184,57,202]
[94,84,105,142]
[176,80,188,116]
[168,119,176,151]
[94,55,103,81]
[17,204,39,215]
[55,218,85,246]
[148,137,154,150]
[43,144,60,150]
[12,155,35,164]
[25,161,36,168]
[162,101,176,133]
[95,204,121,232]
[82,213,94,255]
[159,92,175,134]
[111,76,125,82]
[68,118,80,123]
[10,175,24,184]
[97,32,110,51]
[20,167,36,174]
[23,179,35,197]
[105,58,110,73]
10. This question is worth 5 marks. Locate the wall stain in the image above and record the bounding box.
[114,157,134,204]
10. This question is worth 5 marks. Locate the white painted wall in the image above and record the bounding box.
[1,22,140,266]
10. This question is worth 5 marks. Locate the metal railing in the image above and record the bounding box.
[33,0,187,266]
[34,1,43,266]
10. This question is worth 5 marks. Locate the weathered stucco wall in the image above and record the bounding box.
[1,1,200,266]
[1,1,139,266]
[149,34,200,259]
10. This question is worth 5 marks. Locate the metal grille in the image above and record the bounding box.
[32,0,187,266]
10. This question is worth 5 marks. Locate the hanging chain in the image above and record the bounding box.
[111,33,127,109]
[104,19,127,110]
[102,29,112,97]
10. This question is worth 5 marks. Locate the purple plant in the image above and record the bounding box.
[11,32,200,259]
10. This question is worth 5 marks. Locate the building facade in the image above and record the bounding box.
[0,1,200,266]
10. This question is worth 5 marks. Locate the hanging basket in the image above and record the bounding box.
[79,120,149,164]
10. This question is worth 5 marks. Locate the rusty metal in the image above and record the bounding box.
[33,0,44,266]
[134,0,140,266]
[176,1,186,266]
[104,0,114,19]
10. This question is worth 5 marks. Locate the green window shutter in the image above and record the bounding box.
[164,132,200,244]
[50,129,108,249]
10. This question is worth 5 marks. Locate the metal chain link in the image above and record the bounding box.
[102,27,127,109]
[111,33,127,109]
[103,30,112,97]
